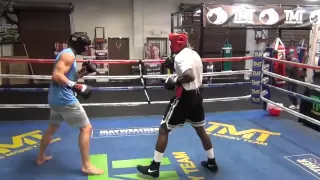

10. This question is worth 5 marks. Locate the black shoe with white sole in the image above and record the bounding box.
[201,158,219,172]
[137,160,160,178]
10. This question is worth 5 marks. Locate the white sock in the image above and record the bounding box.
[153,150,164,163]
[206,148,214,159]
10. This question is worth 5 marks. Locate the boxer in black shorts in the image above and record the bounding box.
[137,32,218,178]
[286,52,300,110]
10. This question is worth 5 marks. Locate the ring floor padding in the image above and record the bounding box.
[0,109,320,180]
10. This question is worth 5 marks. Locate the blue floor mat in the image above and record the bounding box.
[0,109,320,180]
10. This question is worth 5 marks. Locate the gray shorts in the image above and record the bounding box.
[49,102,90,128]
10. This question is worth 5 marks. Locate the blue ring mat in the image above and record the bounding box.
[0,109,320,180]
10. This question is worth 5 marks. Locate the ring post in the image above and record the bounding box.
[306,23,320,83]
[138,60,151,104]
[262,47,274,109]
[251,50,264,105]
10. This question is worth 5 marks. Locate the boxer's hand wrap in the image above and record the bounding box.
[164,76,179,91]
[67,80,92,99]
[82,60,97,73]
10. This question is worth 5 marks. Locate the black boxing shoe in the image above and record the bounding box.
[137,160,160,178]
[201,158,218,172]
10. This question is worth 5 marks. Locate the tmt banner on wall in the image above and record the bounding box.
[203,4,320,27]
[0,2,19,44]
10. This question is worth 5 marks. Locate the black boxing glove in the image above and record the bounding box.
[67,81,92,100]
[82,60,97,73]
[164,55,175,72]
[164,76,179,91]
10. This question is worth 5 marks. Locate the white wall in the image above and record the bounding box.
[4,0,320,60]
[70,0,214,59]
[0,44,14,84]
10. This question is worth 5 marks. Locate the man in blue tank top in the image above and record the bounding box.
[36,32,103,175]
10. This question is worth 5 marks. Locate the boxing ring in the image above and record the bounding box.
[0,54,320,180]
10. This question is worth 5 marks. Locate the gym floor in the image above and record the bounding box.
[1,109,320,180]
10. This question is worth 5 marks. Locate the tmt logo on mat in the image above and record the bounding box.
[93,122,281,146]
[285,154,320,179]
[0,130,61,160]
[205,122,281,146]
[93,127,159,138]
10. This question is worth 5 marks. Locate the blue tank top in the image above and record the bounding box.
[48,48,79,106]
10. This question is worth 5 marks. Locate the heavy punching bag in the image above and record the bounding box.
[297,39,306,63]
[286,39,298,59]
[297,46,307,63]
[222,39,232,71]
[297,39,307,78]
[273,44,286,87]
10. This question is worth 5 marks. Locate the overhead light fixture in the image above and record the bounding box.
[194,10,201,14]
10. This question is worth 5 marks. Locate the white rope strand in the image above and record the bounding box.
[263,70,320,90]
[260,96,320,126]
[0,70,251,80]
[264,57,320,71]
[203,95,251,102]
[0,95,250,108]
[262,83,320,104]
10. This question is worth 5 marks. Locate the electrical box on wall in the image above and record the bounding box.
[94,27,109,82]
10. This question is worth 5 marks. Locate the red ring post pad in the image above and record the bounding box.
[250,50,264,104]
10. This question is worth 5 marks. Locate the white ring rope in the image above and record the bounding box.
[262,83,320,104]
[263,70,320,91]
[260,96,320,126]
[264,57,320,71]
[0,70,251,80]
[0,95,251,108]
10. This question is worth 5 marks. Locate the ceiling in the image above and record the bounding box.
[6,0,320,5]
[179,0,320,5]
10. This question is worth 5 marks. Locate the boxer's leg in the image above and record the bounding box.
[288,83,299,109]
[36,108,61,165]
[298,87,312,124]
[61,103,103,175]
[193,124,218,172]
[187,92,218,172]
[291,84,298,107]
[156,97,185,151]
[137,97,185,178]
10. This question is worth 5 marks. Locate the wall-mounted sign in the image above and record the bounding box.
[203,5,320,27]
[0,2,19,44]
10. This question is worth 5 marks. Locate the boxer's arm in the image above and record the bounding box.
[75,61,97,80]
[175,58,195,84]
[75,68,88,80]
[52,53,75,86]
[177,69,194,84]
